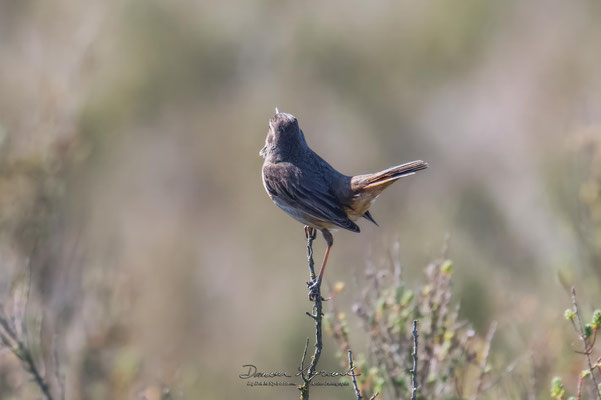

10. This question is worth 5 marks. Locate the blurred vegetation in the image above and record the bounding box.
[0,0,600,399]
[551,293,601,400]
[327,255,502,399]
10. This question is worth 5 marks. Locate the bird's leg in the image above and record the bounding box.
[315,245,331,283]
[308,229,333,301]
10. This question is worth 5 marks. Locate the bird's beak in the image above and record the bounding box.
[259,145,266,157]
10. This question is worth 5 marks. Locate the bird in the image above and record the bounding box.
[260,110,427,299]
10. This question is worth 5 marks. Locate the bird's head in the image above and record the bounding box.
[260,110,308,161]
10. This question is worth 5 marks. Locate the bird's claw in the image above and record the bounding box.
[304,226,317,240]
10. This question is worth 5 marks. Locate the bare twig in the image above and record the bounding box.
[570,287,601,398]
[348,350,362,400]
[368,392,380,400]
[472,320,497,400]
[299,228,324,400]
[299,337,310,376]
[0,310,53,400]
[53,333,65,400]
[306,227,317,280]
[411,319,419,400]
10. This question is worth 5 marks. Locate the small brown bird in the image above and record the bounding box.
[260,111,427,298]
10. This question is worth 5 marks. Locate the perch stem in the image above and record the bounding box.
[411,320,419,400]
[299,228,324,400]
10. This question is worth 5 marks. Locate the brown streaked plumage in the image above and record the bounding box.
[260,111,427,298]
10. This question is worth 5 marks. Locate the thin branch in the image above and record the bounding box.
[24,242,37,339]
[0,311,53,400]
[299,228,324,400]
[306,227,316,280]
[571,287,601,398]
[300,337,310,376]
[348,350,362,400]
[53,333,65,400]
[411,319,419,400]
[368,392,380,400]
[472,320,497,400]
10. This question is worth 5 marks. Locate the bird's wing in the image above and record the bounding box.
[263,163,360,233]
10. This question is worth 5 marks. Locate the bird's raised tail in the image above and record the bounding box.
[352,160,428,191]
[347,160,427,224]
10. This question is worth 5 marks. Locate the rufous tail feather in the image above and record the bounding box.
[360,160,428,190]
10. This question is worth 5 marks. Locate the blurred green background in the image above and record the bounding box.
[1,0,600,398]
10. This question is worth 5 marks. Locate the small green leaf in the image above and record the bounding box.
[564,309,575,320]
[550,377,565,398]
[441,259,453,274]
[592,309,601,328]
[584,324,593,339]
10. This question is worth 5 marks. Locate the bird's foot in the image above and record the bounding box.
[304,226,317,240]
